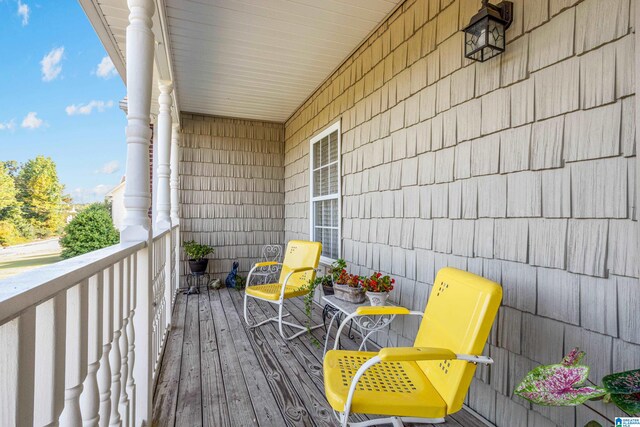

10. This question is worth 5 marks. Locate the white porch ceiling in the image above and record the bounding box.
[165,0,402,122]
[81,0,402,123]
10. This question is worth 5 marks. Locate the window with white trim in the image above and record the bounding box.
[310,121,341,262]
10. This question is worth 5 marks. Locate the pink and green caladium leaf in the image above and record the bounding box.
[602,369,640,394]
[515,364,606,406]
[562,348,586,367]
[609,392,640,416]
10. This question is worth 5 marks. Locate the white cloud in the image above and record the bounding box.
[17,1,29,26]
[71,184,114,204]
[95,56,117,79]
[65,100,114,116]
[21,112,43,129]
[0,120,16,131]
[41,47,64,82]
[96,160,120,175]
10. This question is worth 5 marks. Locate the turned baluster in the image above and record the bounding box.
[80,273,104,426]
[59,281,89,426]
[109,262,123,427]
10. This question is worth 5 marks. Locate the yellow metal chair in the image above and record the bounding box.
[323,267,502,427]
[243,240,323,340]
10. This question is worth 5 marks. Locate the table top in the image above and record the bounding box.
[321,294,398,316]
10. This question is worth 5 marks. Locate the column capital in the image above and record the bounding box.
[158,80,173,94]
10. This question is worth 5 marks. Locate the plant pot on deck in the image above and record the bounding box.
[188,259,208,276]
[322,283,335,296]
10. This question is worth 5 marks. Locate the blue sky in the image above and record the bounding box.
[0,0,128,203]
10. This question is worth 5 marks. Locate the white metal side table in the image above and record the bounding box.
[321,295,401,356]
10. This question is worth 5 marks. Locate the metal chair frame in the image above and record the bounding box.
[243,264,324,340]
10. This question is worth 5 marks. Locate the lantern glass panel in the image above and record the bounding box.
[487,17,506,50]
[464,17,489,56]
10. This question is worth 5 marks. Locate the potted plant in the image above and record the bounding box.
[361,272,395,306]
[323,258,346,295]
[515,348,640,425]
[333,270,366,303]
[183,240,215,275]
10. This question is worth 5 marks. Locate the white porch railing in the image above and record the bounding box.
[0,225,180,427]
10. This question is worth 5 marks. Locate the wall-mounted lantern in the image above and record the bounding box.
[462,0,513,62]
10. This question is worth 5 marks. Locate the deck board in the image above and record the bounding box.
[152,288,491,427]
[151,291,187,427]
[174,293,202,427]
[218,288,297,427]
[198,290,230,427]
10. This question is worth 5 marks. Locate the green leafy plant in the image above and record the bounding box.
[299,275,327,347]
[328,258,347,282]
[235,275,246,290]
[183,240,215,260]
[515,348,640,424]
[59,203,119,258]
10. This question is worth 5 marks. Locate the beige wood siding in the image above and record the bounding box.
[180,114,285,277]
[283,0,638,425]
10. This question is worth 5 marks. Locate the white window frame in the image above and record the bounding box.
[309,120,341,265]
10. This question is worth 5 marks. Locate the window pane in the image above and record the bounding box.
[331,199,339,227]
[320,136,329,167]
[313,140,321,169]
[314,226,323,246]
[329,131,338,163]
[329,163,338,194]
[313,169,321,197]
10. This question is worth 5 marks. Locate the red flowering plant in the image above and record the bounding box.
[361,272,395,293]
[335,269,362,288]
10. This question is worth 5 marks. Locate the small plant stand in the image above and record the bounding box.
[321,295,402,356]
[184,271,212,294]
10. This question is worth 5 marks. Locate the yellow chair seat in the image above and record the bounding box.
[323,350,447,419]
[244,283,308,301]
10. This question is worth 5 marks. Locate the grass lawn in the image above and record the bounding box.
[0,239,63,281]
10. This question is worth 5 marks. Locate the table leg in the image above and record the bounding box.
[323,310,342,357]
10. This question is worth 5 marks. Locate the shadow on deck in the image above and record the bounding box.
[151,287,491,427]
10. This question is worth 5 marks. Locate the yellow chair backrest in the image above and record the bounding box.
[278,240,322,290]
[414,268,502,414]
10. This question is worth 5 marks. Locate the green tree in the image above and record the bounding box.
[0,162,24,246]
[0,162,18,216]
[60,203,119,259]
[16,156,67,236]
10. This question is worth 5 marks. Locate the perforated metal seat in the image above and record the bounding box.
[324,351,447,419]
[322,268,502,426]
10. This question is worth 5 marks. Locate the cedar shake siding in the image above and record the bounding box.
[179,114,285,276]
[282,0,639,425]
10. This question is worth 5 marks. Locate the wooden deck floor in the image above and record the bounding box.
[151,287,490,427]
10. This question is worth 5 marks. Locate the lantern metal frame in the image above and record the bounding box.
[462,0,514,62]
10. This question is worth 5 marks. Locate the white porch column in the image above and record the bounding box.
[121,0,155,243]
[156,81,173,231]
[170,124,180,226]
[123,0,155,425]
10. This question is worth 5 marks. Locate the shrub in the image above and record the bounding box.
[60,203,119,259]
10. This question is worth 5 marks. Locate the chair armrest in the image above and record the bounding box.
[255,261,281,267]
[355,306,411,316]
[378,347,456,362]
[378,347,494,365]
